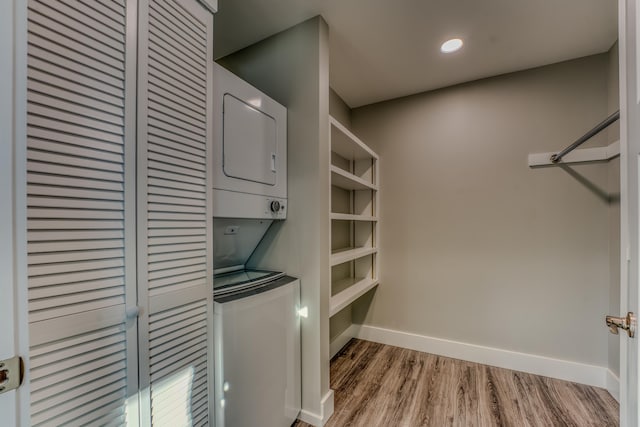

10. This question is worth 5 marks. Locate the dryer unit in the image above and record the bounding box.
[212,63,287,220]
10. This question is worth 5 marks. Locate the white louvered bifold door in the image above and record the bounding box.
[137,0,214,425]
[26,0,138,425]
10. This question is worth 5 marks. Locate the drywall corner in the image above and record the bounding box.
[329,87,352,127]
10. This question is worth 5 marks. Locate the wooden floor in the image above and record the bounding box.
[294,339,618,427]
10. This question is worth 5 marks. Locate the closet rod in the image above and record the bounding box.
[550,110,620,163]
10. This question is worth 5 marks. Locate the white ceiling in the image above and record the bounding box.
[213,0,618,108]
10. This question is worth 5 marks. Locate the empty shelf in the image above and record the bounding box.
[330,277,379,317]
[330,116,379,161]
[330,213,378,222]
[331,246,377,266]
[331,165,378,191]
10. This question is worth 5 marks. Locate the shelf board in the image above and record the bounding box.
[331,246,377,266]
[330,116,379,161]
[330,213,378,222]
[331,165,378,191]
[330,277,379,317]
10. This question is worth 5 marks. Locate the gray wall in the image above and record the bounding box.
[219,17,332,418]
[351,54,616,367]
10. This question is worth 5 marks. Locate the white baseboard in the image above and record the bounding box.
[606,369,620,402]
[352,324,609,389]
[298,390,335,426]
[321,389,334,425]
[330,324,359,358]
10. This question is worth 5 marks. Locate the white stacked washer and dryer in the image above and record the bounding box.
[211,63,301,427]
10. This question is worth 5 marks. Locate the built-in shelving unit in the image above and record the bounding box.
[331,247,378,267]
[330,165,379,191]
[329,277,379,317]
[330,213,378,222]
[329,115,379,317]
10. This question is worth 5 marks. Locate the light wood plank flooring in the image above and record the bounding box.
[294,339,618,427]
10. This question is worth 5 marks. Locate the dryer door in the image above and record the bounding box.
[223,94,277,186]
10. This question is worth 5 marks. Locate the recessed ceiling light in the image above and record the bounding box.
[441,38,463,53]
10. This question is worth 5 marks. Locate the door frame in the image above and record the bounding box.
[0,0,30,424]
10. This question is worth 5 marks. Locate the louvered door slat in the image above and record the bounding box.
[149,126,207,152]
[148,189,205,204]
[148,69,205,104]
[28,139,123,163]
[148,159,206,180]
[148,38,206,84]
[149,92,206,127]
[27,173,123,191]
[149,102,206,134]
[32,389,127,426]
[149,107,206,139]
[29,296,125,323]
[28,104,123,136]
[29,276,123,299]
[32,378,126,418]
[29,68,124,109]
[148,2,206,50]
[29,248,124,264]
[30,1,125,53]
[149,141,206,165]
[29,255,124,274]
[28,196,123,211]
[28,186,123,202]
[28,56,124,99]
[27,167,122,187]
[78,0,125,19]
[29,80,124,117]
[149,249,206,263]
[28,219,124,230]
[28,93,124,127]
[148,242,206,256]
[148,79,205,116]
[153,0,206,41]
[149,177,206,193]
[28,12,125,66]
[28,149,124,172]
[138,0,213,424]
[27,0,136,424]
[149,88,206,123]
[148,272,206,294]
[27,29,124,78]
[39,0,125,44]
[29,309,128,425]
[149,133,206,159]
[28,208,124,220]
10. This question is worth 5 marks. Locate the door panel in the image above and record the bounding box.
[25,0,137,423]
[137,0,214,424]
[620,0,639,425]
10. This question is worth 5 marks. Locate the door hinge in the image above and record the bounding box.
[605,312,636,338]
[0,356,24,394]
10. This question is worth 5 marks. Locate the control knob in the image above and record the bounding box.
[270,200,281,213]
